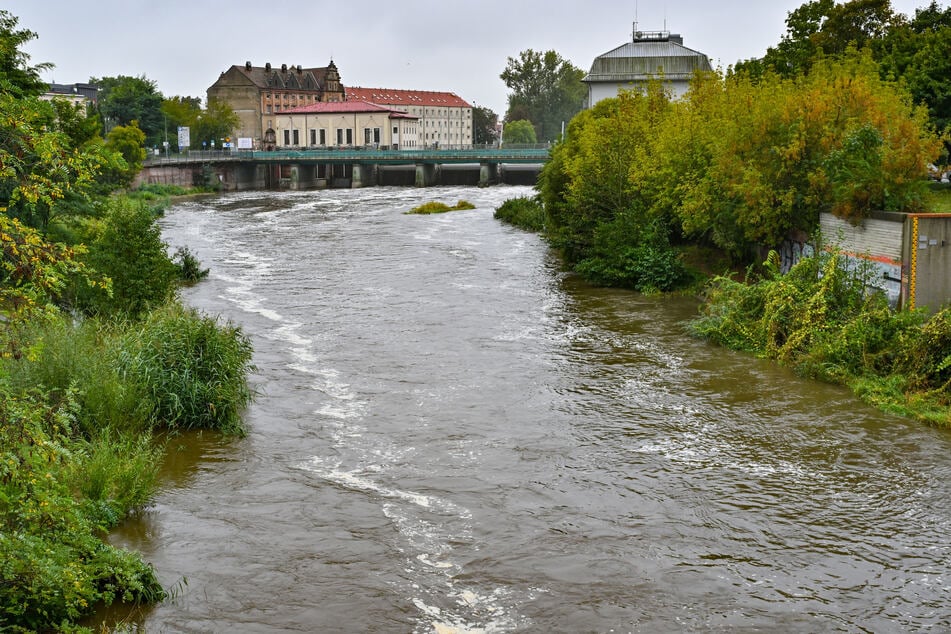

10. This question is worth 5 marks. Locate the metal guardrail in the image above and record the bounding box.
[144,145,551,166]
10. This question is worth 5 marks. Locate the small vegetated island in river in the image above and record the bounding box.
[406,200,477,214]
[496,48,951,426]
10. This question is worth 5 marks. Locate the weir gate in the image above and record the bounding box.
[135,147,550,191]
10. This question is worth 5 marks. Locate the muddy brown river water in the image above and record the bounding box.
[100,185,950,632]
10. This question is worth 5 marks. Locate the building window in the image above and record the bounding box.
[283,129,290,145]
[319,129,326,145]
[364,127,381,145]
[292,129,299,145]
[310,129,317,145]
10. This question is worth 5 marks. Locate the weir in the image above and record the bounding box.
[135,147,548,191]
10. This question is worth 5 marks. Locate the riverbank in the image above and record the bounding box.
[494,194,951,426]
[0,188,255,631]
[114,186,951,631]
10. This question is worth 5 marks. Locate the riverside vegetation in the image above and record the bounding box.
[1,13,254,631]
[496,49,950,424]
[406,200,477,214]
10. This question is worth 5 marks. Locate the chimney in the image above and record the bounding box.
[266,62,271,72]
[281,63,287,73]
[245,61,251,71]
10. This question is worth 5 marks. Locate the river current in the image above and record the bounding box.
[105,186,950,632]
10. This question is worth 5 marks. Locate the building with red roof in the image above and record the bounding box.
[268,100,419,150]
[346,87,472,148]
[208,60,345,148]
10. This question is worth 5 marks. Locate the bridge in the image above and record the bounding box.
[138,146,551,190]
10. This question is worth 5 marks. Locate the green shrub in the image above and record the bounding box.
[173,246,210,284]
[119,302,255,434]
[493,196,546,232]
[75,197,179,318]
[70,431,163,530]
[690,248,951,424]
[0,390,165,630]
[4,316,151,437]
[575,215,689,293]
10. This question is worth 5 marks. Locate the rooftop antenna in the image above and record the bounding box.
[633,0,638,39]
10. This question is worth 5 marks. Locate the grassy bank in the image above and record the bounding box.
[688,249,950,426]
[0,188,254,631]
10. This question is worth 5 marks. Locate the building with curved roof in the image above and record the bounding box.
[583,30,712,106]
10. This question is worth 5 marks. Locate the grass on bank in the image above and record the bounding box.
[688,249,951,426]
[924,182,951,213]
[1,186,254,631]
[406,200,476,214]
[0,302,255,631]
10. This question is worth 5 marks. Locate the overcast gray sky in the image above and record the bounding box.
[7,0,943,115]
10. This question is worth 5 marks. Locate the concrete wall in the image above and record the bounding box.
[904,214,951,313]
[818,211,905,306]
[782,211,951,312]
[587,79,691,105]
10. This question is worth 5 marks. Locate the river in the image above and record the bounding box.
[103,185,950,632]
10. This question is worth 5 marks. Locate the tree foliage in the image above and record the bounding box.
[538,51,942,287]
[0,93,118,231]
[501,49,586,142]
[104,120,147,187]
[193,98,240,149]
[93,74,165,146]
[74,197,178,317]
[472,105,499,145]
[0,10,49,97]
[735,0,951,149]
[502,119,537,145]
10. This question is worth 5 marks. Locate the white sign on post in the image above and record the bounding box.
[177,126,190,150]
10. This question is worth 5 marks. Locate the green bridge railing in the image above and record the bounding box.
[144,145,551,166]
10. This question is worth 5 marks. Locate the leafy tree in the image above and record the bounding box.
[0,215,94,320]
[104,120,147,187]
[738,0,897,78]
[0,10,50,97]
[93,74,165,146]
[687,52,940,255]
[502,119,537,145]
[48,97,102,148]
[816,0,896,55]
[735,1,951,152]
[539,82,687,290]
[501,49,586,142]
[877,1,951,146]
[0,93,117,231]
[161,95,201,149]
[472,105,499,145]
[192,98,240,149]
[76,198,178,317]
